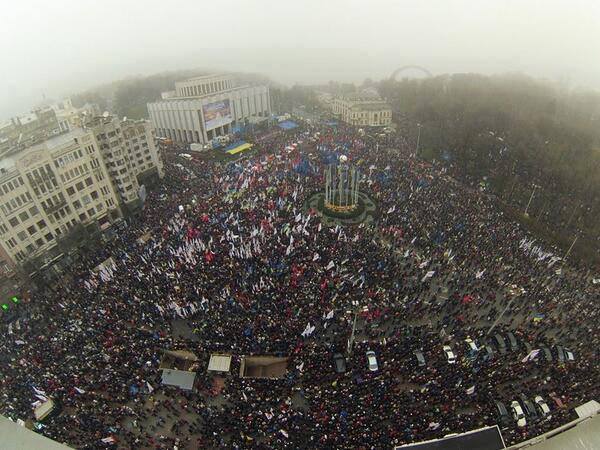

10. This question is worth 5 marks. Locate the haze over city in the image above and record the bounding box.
[1,1,599,449]
[1,0,599,119]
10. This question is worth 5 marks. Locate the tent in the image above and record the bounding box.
[278,120,299,131]
[159,350,199,390]
[239,356,289,379]
[208,354,232,373]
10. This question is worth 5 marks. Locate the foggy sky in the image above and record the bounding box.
[1,0,599,119]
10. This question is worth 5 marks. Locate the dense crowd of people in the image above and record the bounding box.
[1,121,598,449]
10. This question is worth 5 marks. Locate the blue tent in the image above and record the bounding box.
[278,120,299,130]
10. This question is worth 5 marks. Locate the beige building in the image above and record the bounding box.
[332,96,392,127]
[0,129,121,271]
[0,116,163,272]
[87,116,164,207]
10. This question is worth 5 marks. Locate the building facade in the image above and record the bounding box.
[0,117,164,270]
[0,129,121,270]
[86,116,164,206]
[332,96,393,127]
[147,74,271,145]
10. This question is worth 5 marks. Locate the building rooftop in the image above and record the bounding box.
[0,128,88,174]
[183,73,231,81]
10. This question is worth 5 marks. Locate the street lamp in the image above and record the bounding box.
[415,123,422,158]
[524,184,539,217]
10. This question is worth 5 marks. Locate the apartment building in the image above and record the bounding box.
[87,116,164,207]
[0,129,121,271]
[0,116,164,271]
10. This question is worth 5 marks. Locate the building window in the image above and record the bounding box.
[27,225,36,236]
[85,177,93,186]
[17,231,27,241]
[67,186,76,196]
[9,217,19,227]
[76,182,84,191]
[35,238,44,247]
[18,211,29,222]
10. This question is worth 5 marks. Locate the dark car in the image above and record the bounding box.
[482,343,495,361]
[506,332,519,352]
[495,400,512,427]
[413,350,426,367]
[519,394,539,421]
[333,353,346,373]
[539,345,553,361]
[494,334,507,354]
[555,345,575,363]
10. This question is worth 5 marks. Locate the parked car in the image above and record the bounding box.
[555,345,575,363]
[366,350,378,372]
[413,350,426,367]
[534,395,551,419]
[494,334,507,354]
[511,400,527,427]
[443,345,457,364]
[482,343,495,361]
[519,394,539,421]
[495,400,512,427]
[464,338,479,359]
[506,332,519,352]
[539,344,553,361]
[333,353,346,374]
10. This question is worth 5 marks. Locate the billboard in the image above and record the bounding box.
[202,100,232,130]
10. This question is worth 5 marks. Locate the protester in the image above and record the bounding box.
[1,122,597,449]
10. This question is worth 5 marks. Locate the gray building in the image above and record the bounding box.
[147,74,271,145]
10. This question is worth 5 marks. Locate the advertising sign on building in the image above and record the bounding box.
[202,100,232,130]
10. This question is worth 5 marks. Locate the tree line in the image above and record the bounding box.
[378,74,600,263]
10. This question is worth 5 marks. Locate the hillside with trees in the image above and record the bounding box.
[378,74,600,262]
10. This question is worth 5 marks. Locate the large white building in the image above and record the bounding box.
[0,117,163,273]
[147,74,271,145]
[332,94,393,127]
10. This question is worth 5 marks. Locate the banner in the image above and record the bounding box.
[203,100,232,130]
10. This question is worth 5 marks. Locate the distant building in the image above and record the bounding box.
[50,98,100,133]
[332,94,392,127]
[0,108,61,156]
[0,116,163,271]
[147,74,271,145]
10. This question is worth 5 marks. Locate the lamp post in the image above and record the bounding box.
[415,123,422,158]
[524,184,539,217]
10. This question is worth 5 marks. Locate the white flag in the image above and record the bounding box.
[522,349,540,363]
[326,261,335,270]
[325,310,334,320]
[74,387,86,394]
[421,270,435,282]
[280,430,289,438]
[313,253,320,261]
[466,385,476,395]
[475,269,485,279]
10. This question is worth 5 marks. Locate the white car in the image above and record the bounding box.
[511,400,527,427]
[443,345,457,364]
[534,395,552,418]
[366,350,379,372]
